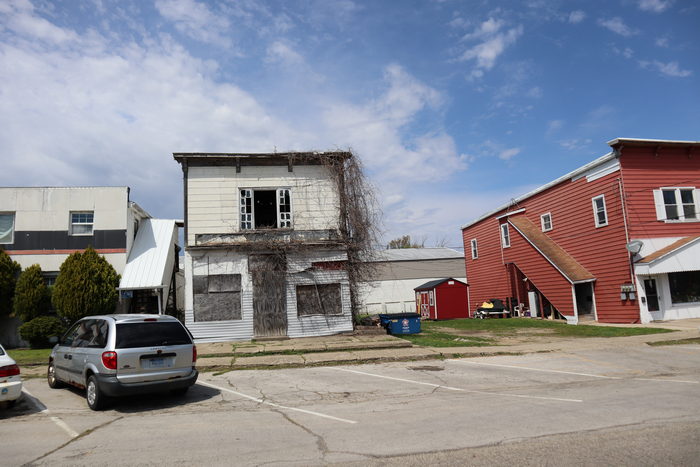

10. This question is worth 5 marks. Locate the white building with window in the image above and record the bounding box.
[174,152,355,342]
[359,248,467,315]
[0,186,181,317]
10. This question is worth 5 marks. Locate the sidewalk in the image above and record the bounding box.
[195,320,700,372]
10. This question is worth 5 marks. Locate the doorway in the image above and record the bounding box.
[249,254,288,337]
[574,282,594,317]
[643,278,660,312]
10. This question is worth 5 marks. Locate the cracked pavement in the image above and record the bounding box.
[2,343,699,466]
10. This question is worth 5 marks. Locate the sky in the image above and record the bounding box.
[1,0,698,250]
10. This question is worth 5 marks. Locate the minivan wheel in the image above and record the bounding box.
[86,375,108,411]
[47,362,64,389]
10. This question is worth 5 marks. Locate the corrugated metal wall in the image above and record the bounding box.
[184,249,352,342]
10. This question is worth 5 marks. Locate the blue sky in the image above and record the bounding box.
[1,0,698,249]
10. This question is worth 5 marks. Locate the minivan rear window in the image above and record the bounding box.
[115,322,192,349]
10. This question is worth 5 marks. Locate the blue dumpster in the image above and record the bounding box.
[378,313,421,335]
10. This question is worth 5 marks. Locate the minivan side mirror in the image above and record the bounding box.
[49,336,59,344]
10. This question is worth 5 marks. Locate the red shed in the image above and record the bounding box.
[415,278,468,320]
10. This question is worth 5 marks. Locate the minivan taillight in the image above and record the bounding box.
[0,364,20,377]
[192,345,197,364]
[101,351,118,370]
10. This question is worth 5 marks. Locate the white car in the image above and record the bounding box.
[0,343,22,406]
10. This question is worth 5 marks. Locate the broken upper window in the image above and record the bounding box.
[240,188,292,230]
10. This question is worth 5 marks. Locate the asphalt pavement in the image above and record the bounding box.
[3,342,699,466]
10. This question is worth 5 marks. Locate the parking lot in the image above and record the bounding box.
[2,344,700,466]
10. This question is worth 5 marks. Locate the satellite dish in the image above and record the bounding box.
[626,240,644,255]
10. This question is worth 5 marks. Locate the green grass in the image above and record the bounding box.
[395,318,675,347]
[399,330,495,348]
[6,348,52,366]
[648,337,700,347]
[420,318,674,338]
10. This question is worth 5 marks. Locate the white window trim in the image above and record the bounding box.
[276,188,293,229]
[69,211,94,236]
[470,238,478,259]
[653,187,700,223]
[0,212,14,244]
[592,195,608,228]
[540,212,552,232]
[429,290,434,306]
[500,223,511,248]
[240,187,293,231]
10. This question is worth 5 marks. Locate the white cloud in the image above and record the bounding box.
[547,119,564,134]
[640,60,692,77]
[498,148,520,160]
[0,10,302,217]
[526,86,543,98]
[559,138,592,151]
[3,0,79,45]
[155,0,231,46]
[568,10,586,24]
[655,36,669,48]
[265,41,305,66]
[638,0,673,13]
[321,64,464,184]
[613,47,634,59]
[597,17,637,37]
[457,18,523,79]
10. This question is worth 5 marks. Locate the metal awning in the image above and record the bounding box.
[635,235,700,275]
[119,219,178,290]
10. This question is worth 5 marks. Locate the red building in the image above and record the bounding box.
[461,138,700,324]
[415,278,468,320]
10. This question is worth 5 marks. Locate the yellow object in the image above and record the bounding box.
[480,301,494,309]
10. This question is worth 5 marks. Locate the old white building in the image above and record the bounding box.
[174,152,355,342]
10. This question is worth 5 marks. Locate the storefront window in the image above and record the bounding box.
[669,271,700,304]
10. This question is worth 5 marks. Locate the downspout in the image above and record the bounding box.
[616,145,640,324]
[617,178,635,285]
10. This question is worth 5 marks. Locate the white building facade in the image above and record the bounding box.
[360,248,467,315]
[0,186,180,317]
[174,152,354,342]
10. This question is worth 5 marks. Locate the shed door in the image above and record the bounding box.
[420,292,430,319]
[249,254,287,337]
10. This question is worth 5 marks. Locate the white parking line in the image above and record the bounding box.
[197,381,358,424]
[448,359,699,384]
[22,389,80,438]
[328,368,582,403]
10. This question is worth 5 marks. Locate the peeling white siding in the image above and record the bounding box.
[186,165,340,244]
[184,248,352,342]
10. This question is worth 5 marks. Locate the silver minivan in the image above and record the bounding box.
[48,314,198,410]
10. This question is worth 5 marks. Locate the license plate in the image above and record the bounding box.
[149,358,165,368]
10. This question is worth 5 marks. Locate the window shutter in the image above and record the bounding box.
[695,189,700,220]
[652,189,666,221]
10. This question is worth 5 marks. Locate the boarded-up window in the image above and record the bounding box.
[296,283,342,316]
[193,274,242,322]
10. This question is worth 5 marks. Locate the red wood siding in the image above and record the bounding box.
[434,281,468,320]
[462,217,511,316]
[503,222,575,316]
[620,146,700,239]
[463,167,639,323]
